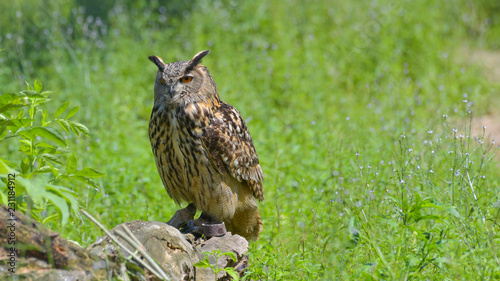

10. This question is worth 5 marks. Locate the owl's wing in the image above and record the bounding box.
[202,102,264,201]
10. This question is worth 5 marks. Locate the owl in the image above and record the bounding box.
[148,50,264,240]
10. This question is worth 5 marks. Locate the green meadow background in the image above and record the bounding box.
[1,0,500,279]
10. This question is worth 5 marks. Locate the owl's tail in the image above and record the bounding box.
[225,204,262,241]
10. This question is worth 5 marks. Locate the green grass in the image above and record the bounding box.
[1,0,500,279]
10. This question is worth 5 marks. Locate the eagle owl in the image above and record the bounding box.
[148,50,264,240]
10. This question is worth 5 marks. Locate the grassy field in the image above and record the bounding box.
[1,0,500,279]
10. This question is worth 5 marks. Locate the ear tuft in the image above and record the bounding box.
[187,50,210,70]
[148,55,166,71]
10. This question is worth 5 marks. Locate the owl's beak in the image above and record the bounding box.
[169,84,175,96]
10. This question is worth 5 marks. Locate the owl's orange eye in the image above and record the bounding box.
[160,78,166,85]
[180,76,193,83]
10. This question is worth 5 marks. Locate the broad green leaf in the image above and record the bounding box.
[21,91,47,100]
[29,106,36,119]
[21,126,66,147]
[46,183,79,215]
[41,153,64,165]
[34,144,64,155]
[221,251,237,262]
[348,217,359,236]
[62,190,80,217]
[0,93,22,109]
[413,192,421,204]
[75,168,105,178]
[41,109,48,126]
[0,103,26,113]
[40,91,52,97]
[82,177,99,189]
[22,176,45,202]
[346,217,360,249]
[446,206,461,218]
[55,101,69,118]
[57,119,71,132]
[55,146,71,154]
[46,183,76,194]
[0,126,7,140]
[67,153,77,174]
[224,267,240,281]
[19,143,31,156]
[33,166,52,174]
[20,158,30,175]
[68,120,90,136]
[42,214,60,224]
[28,211,42,222]
[414,215,442,223]
[9,118,32,128]
[193,259,211,268]
[44,190,70,225]
[25,81,32,91]
[0,119,15,127]
[65,106,79,119]
[47,162,60,178]
[34,80,43,93]
[20,90,41,97]
[19,139,32,146]
[419,202,442,209]
[72,176,99,189]
[36,142,57,150]
[0,157,11,174]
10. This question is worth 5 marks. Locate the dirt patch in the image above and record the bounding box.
[469,48,500,82]
[467,48,500,158]
[472,115,499,143]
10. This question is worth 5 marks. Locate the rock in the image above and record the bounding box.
[196,233,249,281]
[89,220,197,280]
[88,220,250,280]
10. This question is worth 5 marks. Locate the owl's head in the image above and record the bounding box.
[148,50,219,106]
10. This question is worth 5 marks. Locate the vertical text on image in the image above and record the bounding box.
[7,173,17,274]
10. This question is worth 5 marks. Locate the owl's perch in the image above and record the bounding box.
[89,220,249,280]
[0,205,250,280]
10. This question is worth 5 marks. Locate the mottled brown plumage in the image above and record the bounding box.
[148,50,264,240]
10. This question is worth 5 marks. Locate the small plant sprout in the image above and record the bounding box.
[194,249,240,281]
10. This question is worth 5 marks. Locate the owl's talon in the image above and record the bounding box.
[180,219,200,234]
[167,204,196,228]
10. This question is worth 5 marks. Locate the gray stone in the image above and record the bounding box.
[88,220,250,280]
